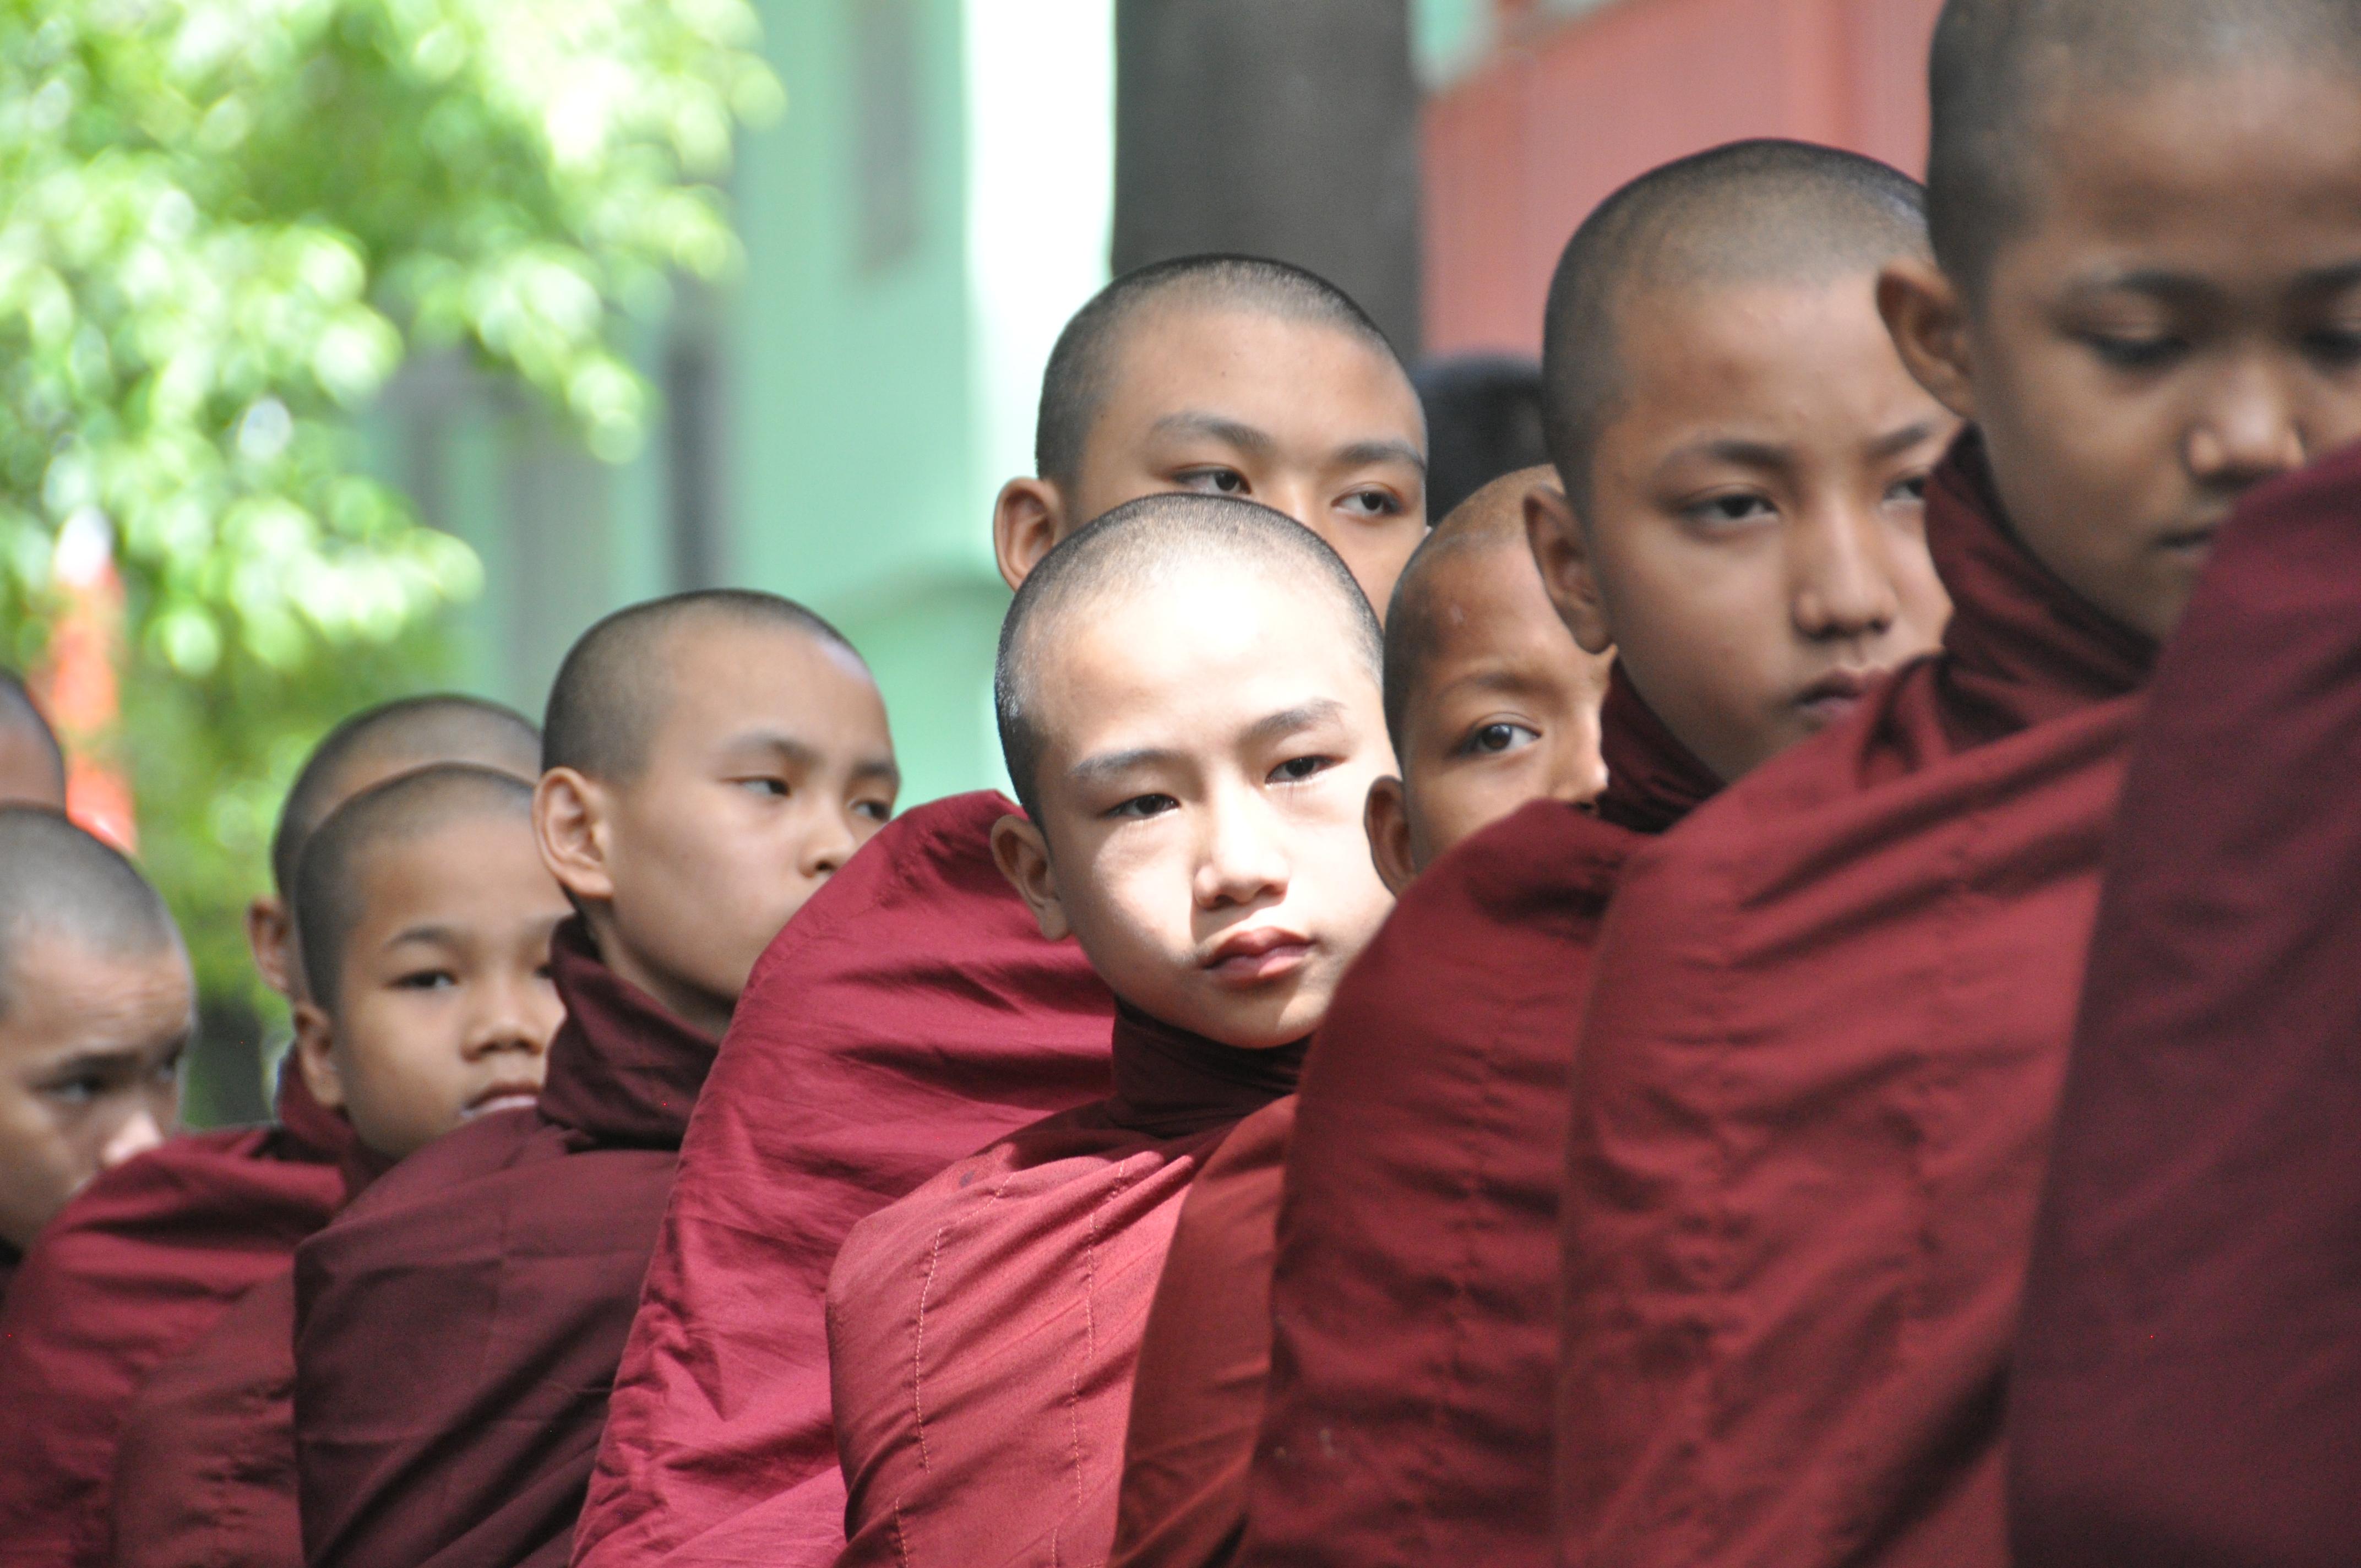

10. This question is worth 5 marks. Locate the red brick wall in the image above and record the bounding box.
[1422,0,1946,354]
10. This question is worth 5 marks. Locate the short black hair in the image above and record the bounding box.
[294,764,538,1010]
[994,492,1383,824]
[1541,139,1928,509]
[0,805,181,1023]
[270,695,540,901]
[0,668,65,802]
[1415,356,1549,521]
[1034,254,1406,491]
[1927,0,2361,295]
[1380,466,1553,759]
[542,590,861,784]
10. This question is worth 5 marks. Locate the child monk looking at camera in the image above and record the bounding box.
[579,257,1427,1568]
[1113,140,1957,1568]
[291,590,896,1568]
[1553,4,2361,1565]
[823,493,1399,1568]
[107,763,570,1568]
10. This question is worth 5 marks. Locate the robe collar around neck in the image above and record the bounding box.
[537,917,719,1150]
[1595,663,1724,835]
[1104,1000,1305,1141]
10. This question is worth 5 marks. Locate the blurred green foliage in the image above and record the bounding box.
[0,0,780,1033]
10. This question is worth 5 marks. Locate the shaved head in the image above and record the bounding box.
[271,695,539,900]
[0,669,66,810]
[542,590,861,786]
[1929,0,2361,293]
[1381,466,1555,757]
[995,493,1382,821]
[295,765,538,1009]
[0,807,181,1022]
[1542,139,1929,507]
[1035,254,1404,491]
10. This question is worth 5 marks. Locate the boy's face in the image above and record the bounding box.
[1365,531,1613,894]
[997,306,1429,611]
[538,622,898,1039]
[1883,64,2361,640]
[993,568,1397,1050]
[294,814,569,1162]
[1532,276,1956,783]
[0,932,188,1249]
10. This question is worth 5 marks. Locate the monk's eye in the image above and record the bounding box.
[2300,324,2361,368]
[1339,487,1402,518]
[1109,793,1179,820]
[852,798,891,823]
[1886,473,1930,507]
[1460,721,1539,757]
[1687,493,1776,527]
[1175,467,1249,497]
[393,969,458,992]
[151,1049,184,1087]
[41,1073,108,1107]
[1267,754,1335,785]
[2081,331,2187,371]
[737,777,789,799]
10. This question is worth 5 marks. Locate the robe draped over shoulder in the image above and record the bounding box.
[1215,677,1715,1568]
[828,1005,1301,1568]
[0,1069,349,1568]
[292,918,712,1568]
[573,792,1114,1568]
[2010,440,2361,1568]
[1555,433,2155,1568]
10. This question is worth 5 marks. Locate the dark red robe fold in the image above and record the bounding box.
[1554,432,2155,1568]
[828,1004,1303,1568]
[573,791,1114,1568]
[292,917,714,1568]
[108,1267,303,1568]
[1172,678,1718,1568]
[0,1068,350,1568]
[2009,441,2361,1568]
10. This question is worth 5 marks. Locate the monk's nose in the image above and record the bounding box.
[2187,361,2306,484]
[100,1106,167,1170]
[1195,800,1288,909]
[1792,505,1901,641]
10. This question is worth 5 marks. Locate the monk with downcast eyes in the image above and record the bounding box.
[0,694,539,1568]
[823,493,1396,1568]
[108,764,570,1568]
[578,255,1428,1568]
[1553,4,2361,1565]
[292,591,895,1568]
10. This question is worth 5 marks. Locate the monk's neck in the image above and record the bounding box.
[576,908,735,1042]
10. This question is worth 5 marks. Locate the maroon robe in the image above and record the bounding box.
[0,1069,350,1567]
[1202,679,1716,1568]
[574,792,1113,1567]
[828,1004,1303,1568]
[1553,433,2156,1568]
[108,1268,302,1568]
[2010,442,2361,1568]
[292,918,712,1568]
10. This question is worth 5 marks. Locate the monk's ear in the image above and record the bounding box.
[1878,257,1978,423]
[989,812,1070,943]
[1363,776,1418,897]
[1526,481,1614,657]
[291,1000,346,1114]
[534,767,615,905]
[993,478,1071,593]
[246,895,296,999]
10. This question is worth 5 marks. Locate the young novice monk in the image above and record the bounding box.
[579,257,1429,1568]
[824,493,1398,1568]
[0,809,189,1297]
[0,695,538,1566]
[1553,6,2361,1565]
[1118,141,1956,1568]
[292,590,895,1568]
[1111,466,1612,1568]
[0,671,66,810]
[108,763,569,1568]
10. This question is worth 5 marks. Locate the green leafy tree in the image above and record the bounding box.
[0,0,780,1109]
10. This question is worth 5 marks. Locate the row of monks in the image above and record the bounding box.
[4,3,2359,1564]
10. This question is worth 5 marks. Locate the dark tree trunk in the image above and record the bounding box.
[1113,0,1423,357]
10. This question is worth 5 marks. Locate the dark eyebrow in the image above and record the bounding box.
[1070,745,1188,788]
[2069,268,2218,306]
[1866,420,1946,462]
[1332,438,1427,475]
[1658,437,1793,476]
[385,923,464,949]
[725,731,824,770]
[1243,699,1348,748]
[2293,259,2361,297]
[1068,700,1350,788]
[1146,411,1278,458]
[851,756,902,788]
